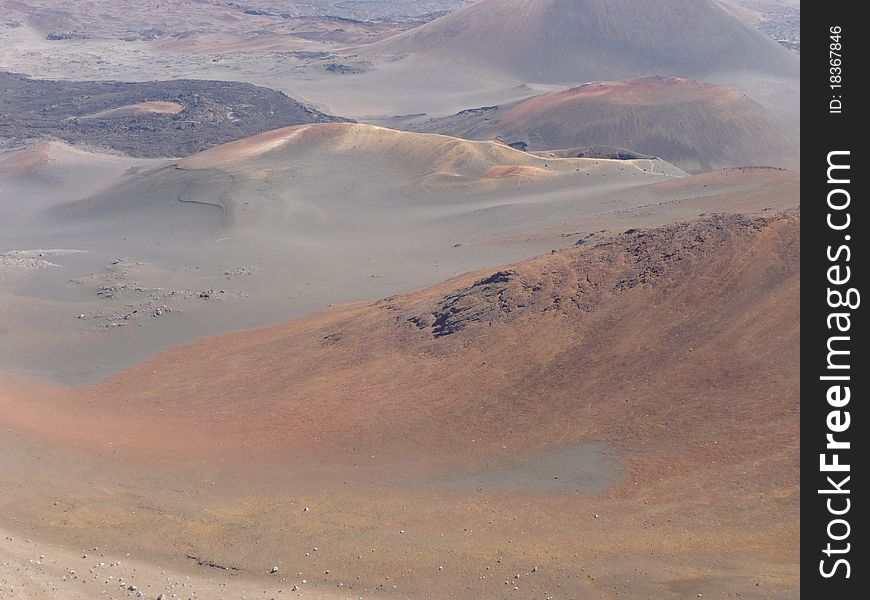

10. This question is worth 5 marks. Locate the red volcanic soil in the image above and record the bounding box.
[500,77,736,119]
[413,76,800,173]
[31,212,800,466]
[0,141,104,176]
[0,211,799,599]
[0,143,56,176]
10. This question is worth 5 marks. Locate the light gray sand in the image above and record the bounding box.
[1,130,692,384]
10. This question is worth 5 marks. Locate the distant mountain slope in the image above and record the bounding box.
[50,122,685,232]
[365,0,799,84]
[0,72,349,158]
[410,76,799,173]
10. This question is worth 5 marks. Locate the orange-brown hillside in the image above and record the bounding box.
[413,76,800,172]
[2,211,800,467]
[0,211,799,599]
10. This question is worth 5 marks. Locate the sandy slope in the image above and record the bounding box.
[49,123,686,239]
[0,211,799,599]
[173,122,686,196]
[366,0,798,83]
[716,0,764,24]
[0,141,165,230]
[0,126,795,386]
[81,101,184,119]
[0,141,133,179]
[410,76,800,172]
[342,0,800,122]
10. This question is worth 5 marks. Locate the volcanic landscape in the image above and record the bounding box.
[0,1,799,599]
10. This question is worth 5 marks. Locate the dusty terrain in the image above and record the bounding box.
[351,0,800,122]
[0,123,694,384]
[1,0,800,122]
[0,2,800,599]
[0,527,344,600]
[408,76,799,172]
[1,211,800,599]
[2,126,800,388]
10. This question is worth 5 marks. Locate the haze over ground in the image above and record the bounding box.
[0,0,800,120]
[0,1,800,598]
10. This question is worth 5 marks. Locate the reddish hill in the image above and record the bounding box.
[412,76,799,173]
[0,211,799,598]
